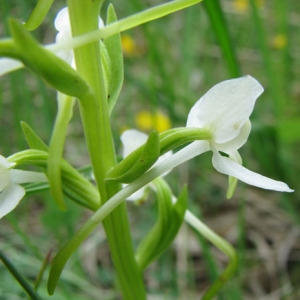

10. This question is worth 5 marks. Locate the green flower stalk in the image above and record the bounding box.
[65,1,145,299]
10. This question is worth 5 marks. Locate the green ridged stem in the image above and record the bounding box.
[65,1,146,299]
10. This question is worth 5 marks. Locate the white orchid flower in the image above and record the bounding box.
[184,75,293,193]
[0,155,48,219]
[121,77,293,200]
[121,129,172,202]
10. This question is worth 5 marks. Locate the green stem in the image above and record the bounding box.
[48,137,212,289]
[67,1,145,299]
[0,250,41,300]
[184,210,238,300]
[48,93,75,210]
[203,0,241,77]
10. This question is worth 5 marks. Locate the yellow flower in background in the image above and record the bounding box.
[121,34,139,57]
[233,0,264,12]
[135,110,171,133]
[271,34,287,50]
[233,0,248,12]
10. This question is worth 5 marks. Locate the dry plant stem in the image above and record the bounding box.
[67,0,145,299]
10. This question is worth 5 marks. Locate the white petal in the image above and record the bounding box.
[10,170,48,184]
[0,156,12,191]
[54,7,71,34]
[0,169,10,192]
[187,76,263,144]
[148,140,210,179]
[124,184,146,202]
[0,58,23,76]
[0,155,13,169]
[228,150,242,164]
[216,120,251,152]
[0,183,25,219]
[121,129,148,157]
[212,150,294,192]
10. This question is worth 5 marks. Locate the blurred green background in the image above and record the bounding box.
[0,0,299,299]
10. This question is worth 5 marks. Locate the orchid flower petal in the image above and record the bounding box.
[228,150,242,164]
[0,183,25,219]
[187,75,263,144]
[216,120,251,153]
[121,129,148,157]
[148,140,210,178]
[0,58,23,76]
[54,7,104,66]
[0,168,10,192]
[212,150,294,192]
[10,169,48,184]
[0,156,14,191]
[54,7,71,35]
[125,186,146,202]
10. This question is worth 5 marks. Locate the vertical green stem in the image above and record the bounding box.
[67,1,145,299]
[48,93,75,210]
[0,250,41,300]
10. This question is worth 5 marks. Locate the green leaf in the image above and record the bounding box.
[226,176,238,199]
[203,0,240,77]
[104,4,124,114]
[106,131,160,183]
[9,19,90,98]
[21,121,48,151]
[135,179,187,271]
[8,149,100,211]
[23,0,54,31]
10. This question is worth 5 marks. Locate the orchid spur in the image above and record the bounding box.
[0,155,47,219]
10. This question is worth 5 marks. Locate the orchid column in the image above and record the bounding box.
[67,1,145,299]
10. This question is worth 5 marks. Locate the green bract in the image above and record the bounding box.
[107,131,160,183]
[135,179,187,271]
[9,19,90,98]
[104,4,124,114]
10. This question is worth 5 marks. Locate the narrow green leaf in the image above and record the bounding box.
[135,179,187,271]
[105,4,124,114]
[21,121,48,151]
[23,0,54,31]
[47,219,95,295]
[203,0,241,77]
[47,94,75,210]
[9,19,90,98]
[0,250,41,300]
